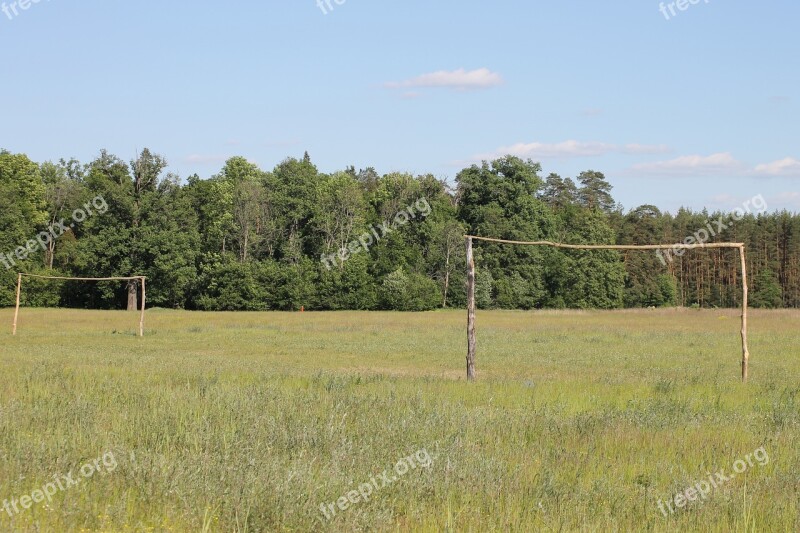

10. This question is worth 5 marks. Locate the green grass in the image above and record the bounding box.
[0,307,798,532]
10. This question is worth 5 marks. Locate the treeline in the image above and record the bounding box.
[1,148,798,311]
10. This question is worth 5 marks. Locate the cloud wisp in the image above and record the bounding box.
[630,153,800,178]
[472,140,671,162]
[385,68,503,92]
[754,157,800,177]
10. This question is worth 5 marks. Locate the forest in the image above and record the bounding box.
[1,148,798,311]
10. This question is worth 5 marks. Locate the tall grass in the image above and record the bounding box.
[0,308,798,531]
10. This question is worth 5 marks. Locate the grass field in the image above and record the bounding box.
[0,307,798,532]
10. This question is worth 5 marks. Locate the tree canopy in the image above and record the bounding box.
[1,148,798,311]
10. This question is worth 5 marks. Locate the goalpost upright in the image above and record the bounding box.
[12,274,147,337]
[464,236,750,383]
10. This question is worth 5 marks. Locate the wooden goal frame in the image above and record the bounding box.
[465,236,750,382]
[11,273,147,337]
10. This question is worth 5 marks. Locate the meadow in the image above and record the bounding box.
[0,307,798,532]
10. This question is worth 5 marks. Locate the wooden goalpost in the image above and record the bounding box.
[465,236,750,383]
[12,273,147,337]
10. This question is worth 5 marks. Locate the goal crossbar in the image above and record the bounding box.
[464,236,750,383]
[11,273,147,337]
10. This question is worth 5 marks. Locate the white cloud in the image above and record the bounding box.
[486,140,614,159]
[473,140,670,161]
[628,153,800,178]
[754,157,800,177]
[629,152,747,177]
[385,68,503,91]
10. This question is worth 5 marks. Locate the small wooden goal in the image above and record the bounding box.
[11,273,147,337]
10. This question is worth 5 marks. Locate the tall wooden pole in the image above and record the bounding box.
[466,237,476,381]
[12,273,21,336]
[139,277,146,337]
[740,246,749,382]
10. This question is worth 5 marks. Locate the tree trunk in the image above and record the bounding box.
[443,270,450,308]
[127,280,138,311]
[47,238,55,269]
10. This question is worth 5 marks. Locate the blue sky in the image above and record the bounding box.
[1,0,798,213]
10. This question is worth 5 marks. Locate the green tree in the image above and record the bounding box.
[41,159,86,269]
[313,171,367,265]
[547,209,625,309]
[541,173,578,209]
[751,269,782,308]
[379,268,440,311]
[619,205,677,307]
[272,154,321,263]
[0,151,49,305]
[228,158,268,262]
[457,156,556,308]
[316,254,377,310]
[576,170,616,213]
